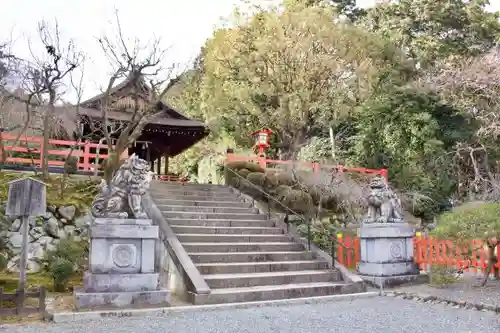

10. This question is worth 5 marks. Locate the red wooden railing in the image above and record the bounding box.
[336,234,500,273]
[226,153,388,180]
[0,134,128,172]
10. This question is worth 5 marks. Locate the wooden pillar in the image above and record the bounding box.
[163,151,169,175]
[156,156,161,175]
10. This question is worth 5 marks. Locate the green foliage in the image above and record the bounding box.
[297,218,338,250]
[193,4,411,158]
[0,253,7,271]
[48,257,75,292]
[362,0,500,68]
[432,202,500,244]
[428,264,459,287]
[64,156,79,174]
[168,0,500,227]
[44,238,88,291]
[349,88,472,217]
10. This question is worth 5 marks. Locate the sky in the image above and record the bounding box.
[0,0,499,101]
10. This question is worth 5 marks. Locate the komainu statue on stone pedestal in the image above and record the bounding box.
[91,154,155,219]
[365,176,404,223]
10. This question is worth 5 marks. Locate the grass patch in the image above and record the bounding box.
[0,271,83,322]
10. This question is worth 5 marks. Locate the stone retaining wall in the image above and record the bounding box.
[0,202,91,273]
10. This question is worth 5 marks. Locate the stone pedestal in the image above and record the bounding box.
[357,222,420,287]
[75,218,170,309]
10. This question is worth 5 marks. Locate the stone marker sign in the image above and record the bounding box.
[6,177,47,290]
[6,177,46,217]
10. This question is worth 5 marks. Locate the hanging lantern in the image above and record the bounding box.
[250,128,273,156]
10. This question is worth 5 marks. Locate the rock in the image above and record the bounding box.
[57,228,67,239]
[42,211,54,220]
[60,218,68,224]
[44,217,61,238]
[28,242,44,260]
[9,219,21,232]
[29,226,44,239]
[8,232,22,248]
[64,225,76,237]
[37,236,52,247]
[58,205,76,221]
[75,213,92,228]
[7,255,20,272]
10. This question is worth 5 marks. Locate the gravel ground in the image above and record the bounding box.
[394,273,500,308]
[2,297,499,333]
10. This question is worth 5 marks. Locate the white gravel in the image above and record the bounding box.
[2,297,499,333]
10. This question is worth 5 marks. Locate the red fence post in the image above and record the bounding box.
[258,155,267,169]
[82,141,91,172]
[38,138,43,168]
[312,163,319,175]
[336,235,344,266]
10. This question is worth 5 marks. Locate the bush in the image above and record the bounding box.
[0,253,7,271]
[48,257,75,292]
[297,218,338,251]
[433,202,500,241]
[64,156,79,174]
[429,264,459,287]
[44,238,88,291]
[432,202,500,286]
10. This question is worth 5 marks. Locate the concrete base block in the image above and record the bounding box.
[74,289,171,310]
[83,272,159,293]
[358,262,419,276]
[358,274,426,288]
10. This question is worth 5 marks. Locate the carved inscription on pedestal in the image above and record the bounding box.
[389,241,403,260]
[111,244,137,268]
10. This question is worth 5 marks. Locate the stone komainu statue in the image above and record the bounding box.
[91,154,155,219]
[365,176,404,223]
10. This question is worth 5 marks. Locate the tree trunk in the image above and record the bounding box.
[41,101,54,179]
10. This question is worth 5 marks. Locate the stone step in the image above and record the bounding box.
[157,205,258,214]
[192,282,348,305]
[170,225,283,235]
[166,219,275,228]
[162,212,268,221]
[150,189,235,198]
[151,199,252,208]
[181,242,304,253]
[189,251,317,263]
[176,233,291,243]
[196,260,329,275]
[153,195,244,202]
[151,183,230,191]
[203,270,334,289]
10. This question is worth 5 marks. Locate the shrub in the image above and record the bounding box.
[428,264,459,287]
[432,202,500,286]
[238,168,251,179]
[0,253,7,271]
[49,257,75,292]
[64,156,79,174]
[44,238,88,291]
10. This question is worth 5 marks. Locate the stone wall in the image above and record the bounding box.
[1,203,91,273]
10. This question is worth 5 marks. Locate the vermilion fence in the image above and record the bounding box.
[226,153,388,180]
[0,134,126,172]
[336,235,500,273]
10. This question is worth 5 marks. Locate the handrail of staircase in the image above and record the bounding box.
[225,166,313,250]
[141,193,211,296]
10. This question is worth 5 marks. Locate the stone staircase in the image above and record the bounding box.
[149,181,360,305]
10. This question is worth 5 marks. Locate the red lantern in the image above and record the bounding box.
[250,128,273,155]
